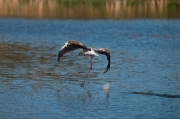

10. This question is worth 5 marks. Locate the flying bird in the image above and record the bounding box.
[57,40,110,73]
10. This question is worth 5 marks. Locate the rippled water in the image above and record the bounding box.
[0,19,180,118]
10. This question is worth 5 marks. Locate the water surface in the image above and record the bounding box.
[0,19,180,118]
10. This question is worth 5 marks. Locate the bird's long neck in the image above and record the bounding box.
[88,56,94,61]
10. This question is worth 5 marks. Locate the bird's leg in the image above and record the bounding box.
[87,59,92,77]
[89,60,92,73]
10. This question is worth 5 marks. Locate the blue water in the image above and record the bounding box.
[0,19,180,119]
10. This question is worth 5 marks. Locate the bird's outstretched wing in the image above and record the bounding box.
[93,48,110,73]
[58,40,90,62]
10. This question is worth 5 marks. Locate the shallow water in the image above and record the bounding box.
[0,19,180,118]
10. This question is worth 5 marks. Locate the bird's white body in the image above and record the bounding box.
[82,48,99,62]
[84,48,99,57]
[103,83,110,90]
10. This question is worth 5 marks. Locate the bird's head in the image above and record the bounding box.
[79,49,85,55]
[79,47,91,55]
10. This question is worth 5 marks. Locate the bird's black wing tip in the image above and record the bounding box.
[103,62,110,74]
[57,57,60,62]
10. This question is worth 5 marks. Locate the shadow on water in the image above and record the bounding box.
[131,91,180,98]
